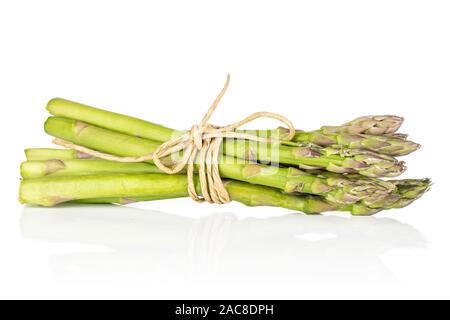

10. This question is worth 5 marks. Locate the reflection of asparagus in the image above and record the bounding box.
[21,152,405,208]
[20,206,426,250]
[44,117,406,178]
[20,207,426,282]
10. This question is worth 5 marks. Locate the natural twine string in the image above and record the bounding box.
[53,74,296,204]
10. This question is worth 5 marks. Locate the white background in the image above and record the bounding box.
[0,0,449,299]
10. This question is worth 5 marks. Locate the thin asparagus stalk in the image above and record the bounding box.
[240,127,419,156]
[46,98,178,142]
[20,174,188,207]
[230,139,406,177]
[86,178,428,213]
[20,159,162,179]
[19,173,430,215]
[68,176,430,213]
[268,128,420,156]
[45,117,406,177]
[25,148,93,160]
[46,98,418,156]
[46,98,403,139]
[19,174,340,214]
[20,156,397,207]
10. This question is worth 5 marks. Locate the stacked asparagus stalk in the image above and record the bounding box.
[19,98,430,215]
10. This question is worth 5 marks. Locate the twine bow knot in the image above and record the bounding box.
[54,74,296,204]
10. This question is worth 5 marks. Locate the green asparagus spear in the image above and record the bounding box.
[42,117,406,206]
[70,177,429,213]
[25,148,93,160]
[20,156,397,207]
[73,177,428,213]
[20,159,161,179]
[241,127,420,156]
[19,174,340,214]
[46,98,418,156]
[230,139,406,177]
[46,99,402,138]
[47,98,178,141]
[44,117,406,177]
[19,173,430,215]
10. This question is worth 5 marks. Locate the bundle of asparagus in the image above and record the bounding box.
[19,96,430,215]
